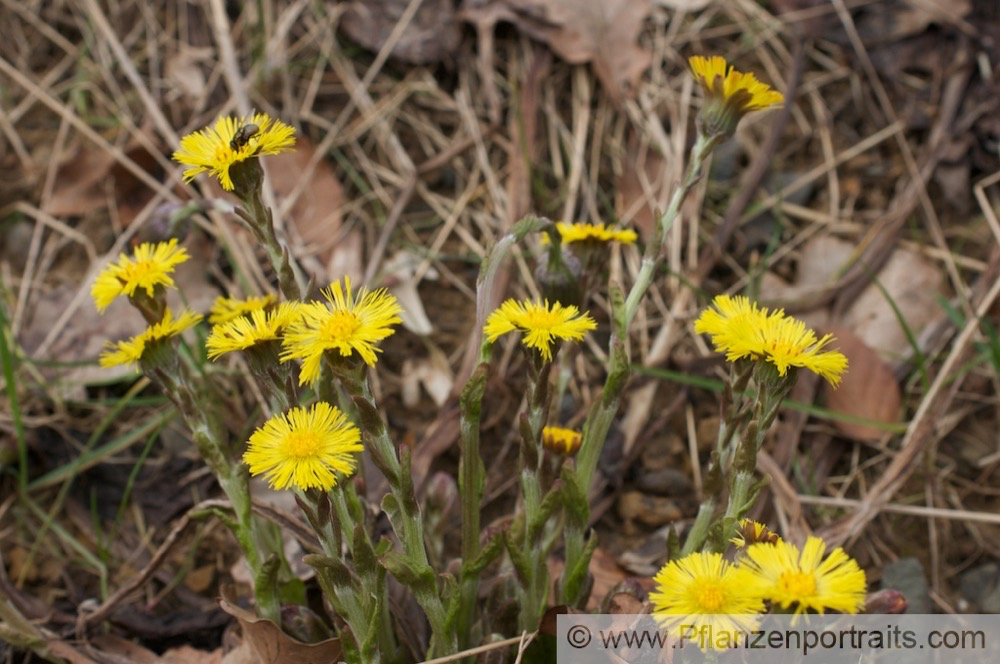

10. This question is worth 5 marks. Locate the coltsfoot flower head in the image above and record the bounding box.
[99,307,202,368]
[91,239,189,312]
[544,222,638,245]
[695,294,848,386]
[281,276,403,385]
[206,302,302,359]
[172,113,295,191]
[731,518,782,549]
[689,55,783,138]
[650,551,764,650]
[484,299,596,362]
[209,294,278,325]
[243,402,363,491]
[542,426,582,456]
[742,536,867,618]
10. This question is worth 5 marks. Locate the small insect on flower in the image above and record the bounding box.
[229,122,260,152]
[173,112,295,191]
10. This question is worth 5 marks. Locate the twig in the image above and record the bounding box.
[75,499,232,638]
[818,250,1000,547]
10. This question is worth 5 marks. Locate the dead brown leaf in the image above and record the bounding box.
[895,0,972,39]
[825,327,903,442]
[616,134,668,240]
[43,143,115,217]
[461,0,652,102]
[341,0,462,65]
[265,138,358,284]
[219,593,342,664]
[760,234,944,362]
[165,47,212,103]
[839,247,944,360]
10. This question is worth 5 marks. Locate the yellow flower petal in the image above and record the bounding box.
[694,294,848,386]
[742,536,867,618]
[280,276,403,385]
[546,222,638,245]
[541,426,582,455]
[689,55,783,135]
[206,302,302,359]
[243,402,363,491]
[484,299,596,362]
[172,113,296,191]
[99,307,202,368]
[650,551,764,650]
[209,294,278,325]
[91,239,189,312]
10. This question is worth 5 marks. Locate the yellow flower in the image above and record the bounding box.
[281,276,403,385]
[172,113,296,191]
[243,402,363,491]
[209,294,277,325]
[689,55,783,136]
[730,518,782,549]
[484,299,596,362]
[545,222,638,245]
[206,302,302,359]
[650,551,764,650]
[694,294,848,386]
[742,536,867,618]
[91,239,189,312]
[542,426,582,455]
[99,308,203,368]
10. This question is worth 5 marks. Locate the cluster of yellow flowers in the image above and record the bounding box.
[695,294,848,386]
[90,234,604,492]
[651,520,867,649]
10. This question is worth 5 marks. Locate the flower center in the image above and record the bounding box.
[323,311,361,341]
[282,431,321,459]
[695,583,726,612]
[520,308,563,331]
[778,570,817,598]
[121,260,156,283]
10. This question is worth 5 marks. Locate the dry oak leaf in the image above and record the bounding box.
[824,326,903,442]
[461,0,652,101]
[219,595,342,664]
[341,0,462,64]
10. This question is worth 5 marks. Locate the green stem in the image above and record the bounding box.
[349,376,453,655]
[679,498,718,557]
[241,188,301,301]
[456,360,489,647]
[564,132,715,605]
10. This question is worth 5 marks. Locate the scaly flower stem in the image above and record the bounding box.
[161,363,281,624]
[239,188,301,301]
[515,363,551,632]
[622,133,714,328]
[718,370,791,546]
[345,374,453,655]
[456,359,489,647]
[563,132,715,606]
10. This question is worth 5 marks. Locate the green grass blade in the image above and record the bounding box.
[0,298,28,492]
[635,365,908,434]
